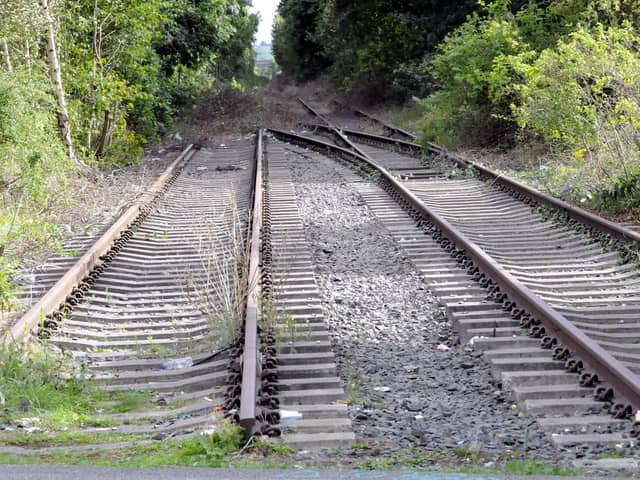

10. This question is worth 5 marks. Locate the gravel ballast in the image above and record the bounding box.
[281,145,562,464]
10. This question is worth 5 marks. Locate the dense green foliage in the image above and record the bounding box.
[273,1,488,97]
[0,68,70,303]
[272,0,330,81]
[419,0,640,213]
[0,342,102,428]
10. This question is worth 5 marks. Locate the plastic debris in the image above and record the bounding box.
[161,357,193,370]
[373,386,391,393]
[437,344,451,351]
[0,390,5,406]
[280,409,303,420]
[17,417,40,427]
[414,415,424,421]
[468,335,486,346]
[636,410,640,423]
[23,427,42,434]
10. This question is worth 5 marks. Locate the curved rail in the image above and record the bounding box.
[340,116,640,247]
[238,129,264,437]
[8,145,196,343]
[297,98,372,161]
[353,107,415,140]
[267,126,640,412]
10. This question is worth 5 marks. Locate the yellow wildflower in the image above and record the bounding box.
[574,148,588,159]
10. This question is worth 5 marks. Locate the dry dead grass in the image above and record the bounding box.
[170,75,401,145]
[456,145,550,173]
[9,145,183,268]
[171,78,313,145]
[59,147,182,236]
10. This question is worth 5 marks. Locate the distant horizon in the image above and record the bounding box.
[251,0,278,45]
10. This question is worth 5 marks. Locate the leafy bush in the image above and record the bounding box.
[181,419,244,464]
[272,0,331,81]
[416,1,640,215]
[512,25,640,211]
[419,5,527,146]
[599,166,640,212]
[0,69,68,262]
[272,0,483,98]
[390,58,435,99]
[0,260,17,319]
[0,70,71,206]
[0,342,105,429]
[515,25,640,149]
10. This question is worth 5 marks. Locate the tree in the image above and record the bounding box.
[1,42,11,72]
[272,0,330,81]
[41,0,80,165]
[0,1,43,73]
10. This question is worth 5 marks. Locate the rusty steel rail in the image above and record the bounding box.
[297,98,373,161]
[7,145,196,343]
[340,120,640,247]
[353,107,416,140]
[238,129,264,437]
[267,127,640,411]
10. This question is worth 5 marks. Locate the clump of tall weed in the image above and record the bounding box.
[181,189,254,350]
[181,417,244,464]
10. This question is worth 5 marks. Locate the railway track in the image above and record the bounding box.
[262,144,355,448]
[6,136,277,442]
[261,99,640,460]
[6,97,640,467]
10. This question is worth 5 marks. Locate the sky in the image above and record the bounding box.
[251,0,279,44]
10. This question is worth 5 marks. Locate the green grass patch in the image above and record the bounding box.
[100,390,154,414]
[0,420,245,468]
[594,450,626,460]
[356,450,440,470]
[458,458,581,477]
[0,431,151,448]
[0,342,154,432]
[498,459,580,476]
[253,438,296,456]
[389,102,425,133]
[0,342,100,430]
[350,442,371,450]
[355,448,584,477]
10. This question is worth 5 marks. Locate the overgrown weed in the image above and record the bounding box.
[0,429,245,468]
[181,189,255,351]
[0,341,152,432]
[355,447,581,476]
